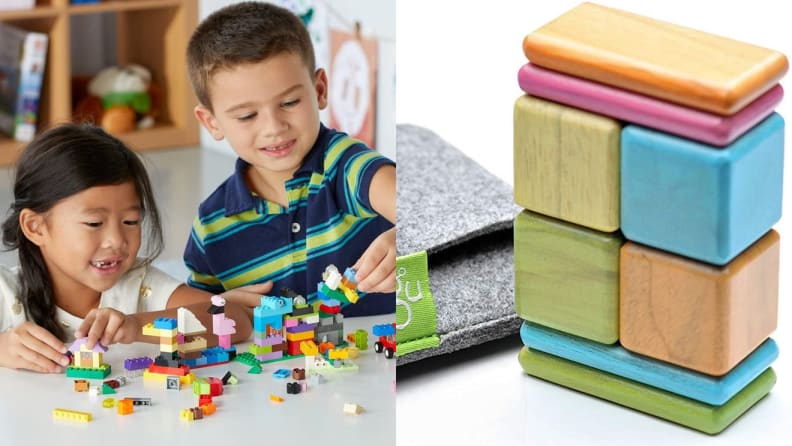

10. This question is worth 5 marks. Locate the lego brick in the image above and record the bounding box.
[514,210,623,343]
[167,376,181,390]
[117,399,133,415]
[621,115,784,264]
[73,379,88,392]
[53,408,92,422]
[319,303,341,314]
[286,330,315,342]
[149,364,190,376]
[128,397,152,406]
[222,371,237,385]
[102,398,115,408]
[519,347,776,435]
[302,314,320,325]
[521,321,779,405]
[343,403,363,415]
[286,382,301,394]
[354,329,368,350]
[153,317,177,330]
[620,234,779,375]
[517,63,783,147]
[143,370,195,385]
[514,95,621,231]
[301,341,318,356]
[256,352,284,362]
[287,341,304,356]
[522,2,787,115]
[372,324,394,337]
[284,318,298,328]
[123,356,152,371]
[286,322,316,334]
[270,394,284,403]
[290,305,315,317]
[66,365,111,379]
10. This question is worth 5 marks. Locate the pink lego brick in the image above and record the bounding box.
[256,352,283,361]
[517,63,783,146]
[284,318,299,328]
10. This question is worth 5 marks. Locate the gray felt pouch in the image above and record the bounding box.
[395,124,522,365]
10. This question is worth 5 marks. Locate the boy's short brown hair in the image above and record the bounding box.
[186,1,316,110]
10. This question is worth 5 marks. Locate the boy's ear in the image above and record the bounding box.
[314,68,328,110]
[19,209,47,247]
[194,105,224,141]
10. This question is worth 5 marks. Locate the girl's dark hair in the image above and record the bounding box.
[1,123,163,341]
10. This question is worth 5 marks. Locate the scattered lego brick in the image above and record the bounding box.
[221,370,238,385]
[272,368,291,379]
[286,382,302,394]
[166,375,180,390]
[117,399,133,415]
[53,408,92,422]
[292,368,305,380]
[343,403,363,415]
[269,394,284,403]
[102,398,115,408]
[73,379,89,392]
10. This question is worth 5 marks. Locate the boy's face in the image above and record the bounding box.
[195,52,328,183]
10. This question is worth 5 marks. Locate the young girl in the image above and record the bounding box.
[0,123,269,374]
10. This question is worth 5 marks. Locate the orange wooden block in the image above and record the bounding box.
[522,2,788,115]
[620,231,779,376]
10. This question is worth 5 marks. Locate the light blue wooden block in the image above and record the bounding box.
[520,321,778,405]
[621,113,784,265]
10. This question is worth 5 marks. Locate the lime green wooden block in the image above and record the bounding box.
[515,210,623,344]
[514,95,621,232]
[518,347,775,435]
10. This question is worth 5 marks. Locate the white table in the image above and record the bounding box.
[0,315,395,446]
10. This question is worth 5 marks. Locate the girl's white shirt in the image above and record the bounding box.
[0,262,181,341]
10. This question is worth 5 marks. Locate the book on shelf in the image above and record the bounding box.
[0,21,48,142]
[0,1,35,12]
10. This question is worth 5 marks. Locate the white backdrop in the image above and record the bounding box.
[396,1,792,445]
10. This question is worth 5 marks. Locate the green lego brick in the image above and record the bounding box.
[66,365,111,379]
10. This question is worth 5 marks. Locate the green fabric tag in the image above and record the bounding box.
[396,251,440,355]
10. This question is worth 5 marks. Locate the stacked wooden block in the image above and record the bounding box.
[513,3,787,434]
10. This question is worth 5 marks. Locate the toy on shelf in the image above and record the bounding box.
[72,64,161,135]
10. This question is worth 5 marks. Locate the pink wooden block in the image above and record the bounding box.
[517,63,783,146]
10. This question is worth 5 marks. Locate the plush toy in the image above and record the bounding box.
[73,64,161,135]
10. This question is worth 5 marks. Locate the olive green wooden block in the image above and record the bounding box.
[514,95,621,232]
[515,210,623,344]
[519,347,775,435]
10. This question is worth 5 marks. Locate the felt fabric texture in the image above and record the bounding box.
[396,124,522,365]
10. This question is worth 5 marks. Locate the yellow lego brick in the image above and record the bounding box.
[144,370,195,385]
[53,408,92,422]
[329,348,349,360]
[341,286,359,304]
[160,342,179,353]
[142,323,177,337]
[300,340,318,356]
[286,330,315,342]
[270,394,284,403]
[180,408,194,421]
[347,346,361,359]
[343,403,363,415]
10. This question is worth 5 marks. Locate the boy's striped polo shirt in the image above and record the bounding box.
[183,125,395,316]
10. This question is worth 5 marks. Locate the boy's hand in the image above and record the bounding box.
[75,308,140,348]
[354,227,396,293]
[221,281,273,317]
[0,322,70,373]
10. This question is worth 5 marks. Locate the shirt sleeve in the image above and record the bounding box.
[0,266,25,332]
[183,215,225,294]
[334,141,396,218]
[136,265,183,312]
[101,263,183,313]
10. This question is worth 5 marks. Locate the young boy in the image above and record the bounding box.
[184,2,395,316]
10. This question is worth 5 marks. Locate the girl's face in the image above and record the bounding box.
[31,181,142,300]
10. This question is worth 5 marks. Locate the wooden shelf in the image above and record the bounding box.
[0,0,199,166]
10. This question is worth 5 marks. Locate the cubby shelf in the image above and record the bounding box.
[0,0,199,165]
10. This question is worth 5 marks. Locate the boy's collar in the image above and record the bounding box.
[223,124,331,216]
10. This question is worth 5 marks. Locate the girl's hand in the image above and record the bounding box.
[354,227,396,293]
[0,321,70,373]
[75,307,140,348]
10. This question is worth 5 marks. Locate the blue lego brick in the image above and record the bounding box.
[153,317,177,330]
[273,369,291,379]
[621,114,784,265]
[373,324,395,337]
[343,267,357,283]
[520,321,778,405]
[258,296,293,315]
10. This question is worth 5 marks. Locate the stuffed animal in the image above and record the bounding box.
[73,64,161,135]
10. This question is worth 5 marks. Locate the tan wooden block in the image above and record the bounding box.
[522,3,788,115]
[620,231,780,376]
[514,95,620,232]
